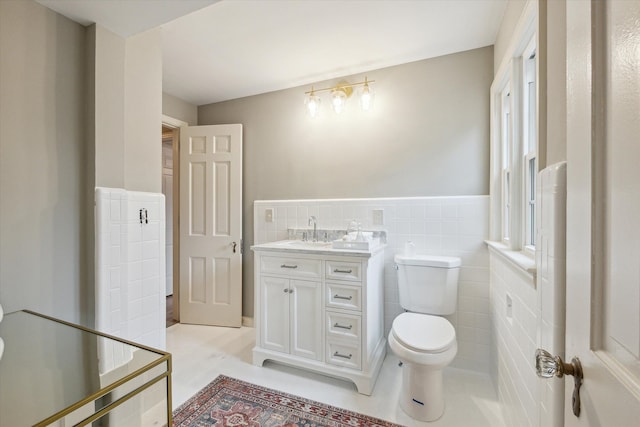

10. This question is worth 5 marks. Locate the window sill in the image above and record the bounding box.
[485,240,537,284]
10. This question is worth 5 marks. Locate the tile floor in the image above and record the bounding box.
[166,323,505,427]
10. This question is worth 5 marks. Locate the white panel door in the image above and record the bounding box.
[290,279,322,361]
[179,124,242,326]
[261,276,289,353]
[565,1,640,425]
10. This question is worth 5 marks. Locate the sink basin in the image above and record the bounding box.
[277,240,332,249]
[332,238,380,250]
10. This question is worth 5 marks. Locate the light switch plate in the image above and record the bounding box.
[372,209,384,226]
[265,208,274,223]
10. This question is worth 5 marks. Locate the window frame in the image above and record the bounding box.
[500,85,512,244]
[489,0,539,259]
[522,37,537,254]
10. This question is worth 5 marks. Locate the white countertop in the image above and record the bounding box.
[251,240,386,258]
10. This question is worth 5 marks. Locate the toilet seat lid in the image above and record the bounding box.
[392,313,456,353]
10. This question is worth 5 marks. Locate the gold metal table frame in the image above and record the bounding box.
[0,310,172,427]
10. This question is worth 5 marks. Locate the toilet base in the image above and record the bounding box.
[399,362,445,422]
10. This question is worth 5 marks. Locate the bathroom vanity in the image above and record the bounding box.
[251,240,386,395]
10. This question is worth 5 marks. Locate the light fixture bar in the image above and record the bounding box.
[304,78,375,95]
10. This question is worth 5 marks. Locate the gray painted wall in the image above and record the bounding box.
[0,0,89,324]
[89,24,163,194]
[198,46,493,318]
[543,0,567,165]
[163,93,198,125]
[1,0,163,326]
[124,28,162,194]
[91,24,126,190]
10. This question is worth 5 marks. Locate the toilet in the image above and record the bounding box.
[388,254,461,422]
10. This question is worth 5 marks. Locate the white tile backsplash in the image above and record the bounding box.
[254,195,490,372]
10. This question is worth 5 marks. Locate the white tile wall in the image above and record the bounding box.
[96,187,166,371]
[96,188,132,374]
[254,196,491,372]
[489,254,538,427]
[536,162,567,427]
[489,162,567,427]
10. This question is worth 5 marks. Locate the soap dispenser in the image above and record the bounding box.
[355,222,365,242]
[346,220,358,241]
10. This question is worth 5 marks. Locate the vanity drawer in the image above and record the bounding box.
[261,256,322,279]
[325,260,362,282]
[326,340,362,370]
[326,311,361,341]
[326,283,362,311]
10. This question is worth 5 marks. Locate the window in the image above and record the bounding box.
[523,40,537,250]
[500,87,512,242]
[490,13,538,257]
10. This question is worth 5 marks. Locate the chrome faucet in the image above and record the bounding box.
[308,216,318,242]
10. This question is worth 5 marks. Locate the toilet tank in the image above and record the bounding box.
[394,254,461,315]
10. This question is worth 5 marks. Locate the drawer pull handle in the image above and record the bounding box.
[333,294,353,301]
[334,268,353,274]
[333,351,353,360]
[280,264,298,269]
[333,323,353,330]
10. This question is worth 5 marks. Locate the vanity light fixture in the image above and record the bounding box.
[360,78,374,111]
[304,77,375,117]
[304,87,321,118]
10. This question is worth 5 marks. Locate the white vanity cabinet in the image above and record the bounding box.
[252,245,386,395]
[261,275,323,361]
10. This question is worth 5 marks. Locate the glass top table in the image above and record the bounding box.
[0,310,172,426]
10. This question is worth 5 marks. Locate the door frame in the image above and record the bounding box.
[162,114,188,322]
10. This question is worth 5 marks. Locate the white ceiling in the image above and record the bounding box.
[37,0,507,106]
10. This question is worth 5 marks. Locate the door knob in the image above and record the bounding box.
[535,349,583,417]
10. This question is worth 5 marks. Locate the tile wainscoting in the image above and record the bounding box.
[489,254,537,427]
[488,162,567,427]
[254,196,490,372]
[95,188,167,354]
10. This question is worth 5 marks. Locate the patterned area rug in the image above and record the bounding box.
[172,375,403,427]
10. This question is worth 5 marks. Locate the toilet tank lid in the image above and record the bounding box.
[394,254,461,268]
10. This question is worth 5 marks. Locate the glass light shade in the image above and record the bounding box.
[331,88,347,114]
[360,83,375,111]
[305,92,321,118]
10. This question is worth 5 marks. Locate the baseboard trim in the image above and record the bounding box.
[242,316,254,327]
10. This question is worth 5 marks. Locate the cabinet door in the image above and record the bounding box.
[289,279,323,361]
[261,276,289,353]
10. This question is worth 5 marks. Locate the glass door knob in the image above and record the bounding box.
[535,348,582,378]
[535,348,584,417]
